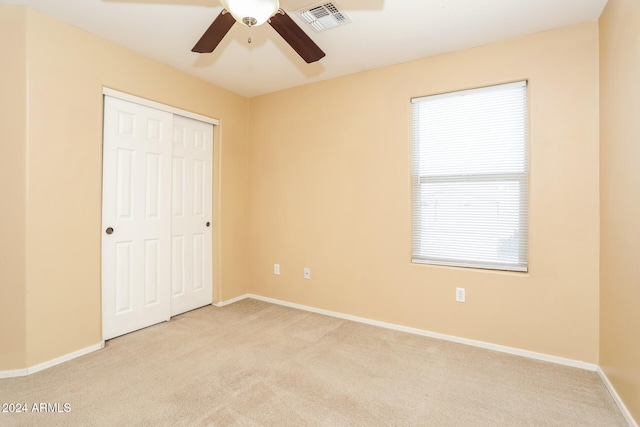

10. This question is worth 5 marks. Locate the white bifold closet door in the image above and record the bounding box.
[102,96,213,340]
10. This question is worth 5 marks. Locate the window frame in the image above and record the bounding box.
[411,81,529,272]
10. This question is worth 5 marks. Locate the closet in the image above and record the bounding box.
[101,93,214,340]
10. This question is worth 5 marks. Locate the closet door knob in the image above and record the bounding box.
[206,222,211,227]
[106,227,114,235]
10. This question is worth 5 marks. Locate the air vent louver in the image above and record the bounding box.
[296,2,352,32]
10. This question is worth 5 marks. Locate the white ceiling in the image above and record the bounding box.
[2,0,607,97]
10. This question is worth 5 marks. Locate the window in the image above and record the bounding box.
[411,81,528,272]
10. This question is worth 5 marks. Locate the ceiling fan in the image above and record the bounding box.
[192,0,326,63]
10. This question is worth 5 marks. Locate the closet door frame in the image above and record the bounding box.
[103,88,219,127]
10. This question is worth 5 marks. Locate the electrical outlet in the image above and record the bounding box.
[274,264,280,275]
[456,287,466,303]
[303,268,311,280]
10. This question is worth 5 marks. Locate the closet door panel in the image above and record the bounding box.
[170,115,213,316]
[102,96,172,340]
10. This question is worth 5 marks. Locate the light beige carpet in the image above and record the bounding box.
[0,299,627,426]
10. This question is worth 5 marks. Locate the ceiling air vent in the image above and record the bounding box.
[296,2,352,33]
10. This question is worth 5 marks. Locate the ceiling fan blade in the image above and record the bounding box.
[269,10,325,63]
[192,10,236,53]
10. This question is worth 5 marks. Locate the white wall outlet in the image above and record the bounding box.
[303,268,311,280]
[456,287,466,303]
[274,264,280,275]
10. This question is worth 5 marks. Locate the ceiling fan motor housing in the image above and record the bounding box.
[220,0,280,27]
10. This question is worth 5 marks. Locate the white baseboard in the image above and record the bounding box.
[239,293,597,371]
[0,367,28,379]
[212,293,248,307]
[598,367,638,427]
[0,342,104,379]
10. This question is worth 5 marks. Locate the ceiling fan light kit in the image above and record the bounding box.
[192,0,326,64]
[220,0,279,27]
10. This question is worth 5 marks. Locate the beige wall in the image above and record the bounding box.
[0,5,27,370]
[0,5,250,368]
[248,22,601,363]
[599,0,640,421]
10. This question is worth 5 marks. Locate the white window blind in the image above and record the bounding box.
[411,81,528,272]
